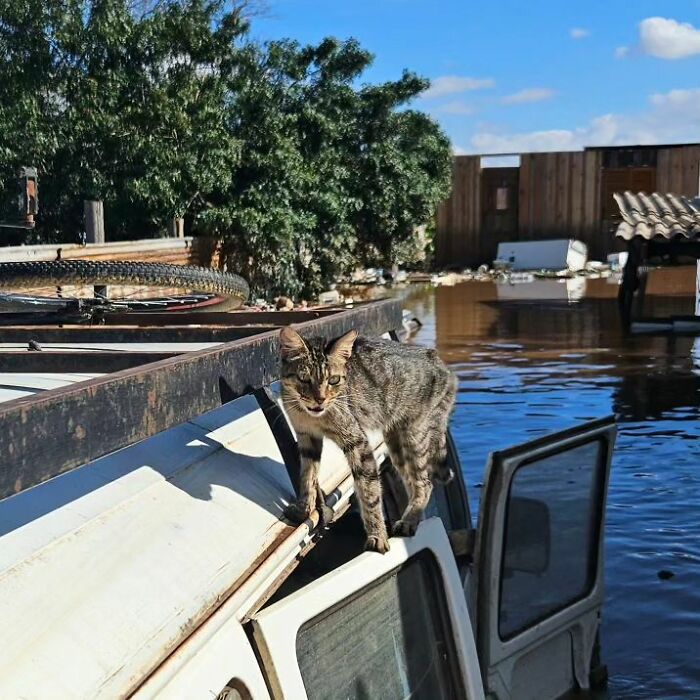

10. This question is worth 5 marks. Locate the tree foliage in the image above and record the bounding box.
[0,0,452,297]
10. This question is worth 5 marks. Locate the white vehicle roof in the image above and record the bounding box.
[0,390,379,698]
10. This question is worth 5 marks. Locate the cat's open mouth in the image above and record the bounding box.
[306,406,326,416]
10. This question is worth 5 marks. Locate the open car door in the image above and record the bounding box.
[250,518,485,700]
[474,416,616,700]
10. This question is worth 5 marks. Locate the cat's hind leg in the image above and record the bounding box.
[342,436,390,553]
[430,375,458,484]
[392,422,433,537]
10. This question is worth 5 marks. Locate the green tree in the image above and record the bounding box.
[215,37,452,297]
[0,1,452,298]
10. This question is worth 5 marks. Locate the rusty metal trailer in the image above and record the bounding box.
[0,301,403,500]
[0,299,615,700]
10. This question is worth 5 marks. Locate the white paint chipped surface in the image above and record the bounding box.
[0,393,366,698]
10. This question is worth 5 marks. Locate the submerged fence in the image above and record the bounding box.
[436,144,700,268]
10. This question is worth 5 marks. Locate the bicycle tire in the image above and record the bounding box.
[0,260,249,308]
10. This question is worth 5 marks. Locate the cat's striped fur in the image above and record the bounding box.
[279,326,457,553]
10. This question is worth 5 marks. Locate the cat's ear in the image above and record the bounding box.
[280,326,308,360]
[328,329,358,362]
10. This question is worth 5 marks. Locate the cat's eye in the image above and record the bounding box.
[297,371,311,383]
[328,375,341,386]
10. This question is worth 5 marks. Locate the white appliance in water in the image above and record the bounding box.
[495,239,588,271]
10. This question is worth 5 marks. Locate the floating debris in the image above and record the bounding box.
[318,289,341,305]
[275,296,294,311]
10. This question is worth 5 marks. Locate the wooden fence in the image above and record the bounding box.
[436,145,700,268]
[436,152,605,266]
[0,237,215,266]
[435,156,481,267]
[657,145,700,196]
[518,151,602,253]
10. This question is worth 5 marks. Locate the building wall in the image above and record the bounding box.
[657,145,700,196]
[435,144,700,268]
[435,156,481,267]
[518,151,602,255]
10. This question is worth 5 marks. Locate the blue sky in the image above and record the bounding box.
[252,1,700,154]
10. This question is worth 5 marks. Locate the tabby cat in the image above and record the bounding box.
[279,326,457,553]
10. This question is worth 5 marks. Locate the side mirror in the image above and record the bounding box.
[502,495,550,576]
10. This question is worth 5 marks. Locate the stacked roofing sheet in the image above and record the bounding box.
[614,191,700,241]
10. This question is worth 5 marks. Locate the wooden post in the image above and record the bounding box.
[618,237,645,329]
[169,217,185,238]
[634,264,649,319]
[84,200,106,298]
[84,200,105,244]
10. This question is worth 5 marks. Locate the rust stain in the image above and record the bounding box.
[124,523,302,698]
[0,300,401,502]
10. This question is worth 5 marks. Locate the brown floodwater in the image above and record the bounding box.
[400,267,700,700]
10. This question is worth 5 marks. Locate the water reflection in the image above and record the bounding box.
[402,267,700,699]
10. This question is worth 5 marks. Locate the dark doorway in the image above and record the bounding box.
[481,167,519,262]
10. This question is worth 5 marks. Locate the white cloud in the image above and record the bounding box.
[570,28,590,39]
[468,88,700,153]
[422,75,495,99]
[640,17,700,59]
[650,87,700,111]
[472,129,581,154]
[501,88,556,105]
[481,155,521,167]
[434,100,476,115]
[615,46,630,59]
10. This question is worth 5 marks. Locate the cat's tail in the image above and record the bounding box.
[430,372,458,484]
[431,437,454,484]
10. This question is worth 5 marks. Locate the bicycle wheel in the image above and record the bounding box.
[0,260,249,309]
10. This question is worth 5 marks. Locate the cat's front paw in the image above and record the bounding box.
[392,519,418,537]
[283,501,311,524]
[317,503,334,529]
[364,535,390,554]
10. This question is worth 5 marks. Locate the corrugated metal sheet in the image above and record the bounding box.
[614,191,700,240]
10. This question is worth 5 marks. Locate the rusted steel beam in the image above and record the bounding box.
[0,309,342,327]
[0,299,402,500]
[99,309,343,326]
[0,351,183,373]
[0,325,276,343]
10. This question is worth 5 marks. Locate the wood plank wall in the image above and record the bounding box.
[435,156,481,267]
[435,151,606,266]
[433,145,700,268]
[518,150,603,256]
[657,145,700,196]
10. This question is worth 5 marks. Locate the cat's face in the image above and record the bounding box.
[279,327,357,418]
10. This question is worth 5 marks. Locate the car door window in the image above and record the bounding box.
[297,551,459,700]
[475,417,616,700]
[500,439,606,639]
[251,518,485,700]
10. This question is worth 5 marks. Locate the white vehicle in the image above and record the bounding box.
[0,299,616,700]
[495,239,588,273]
